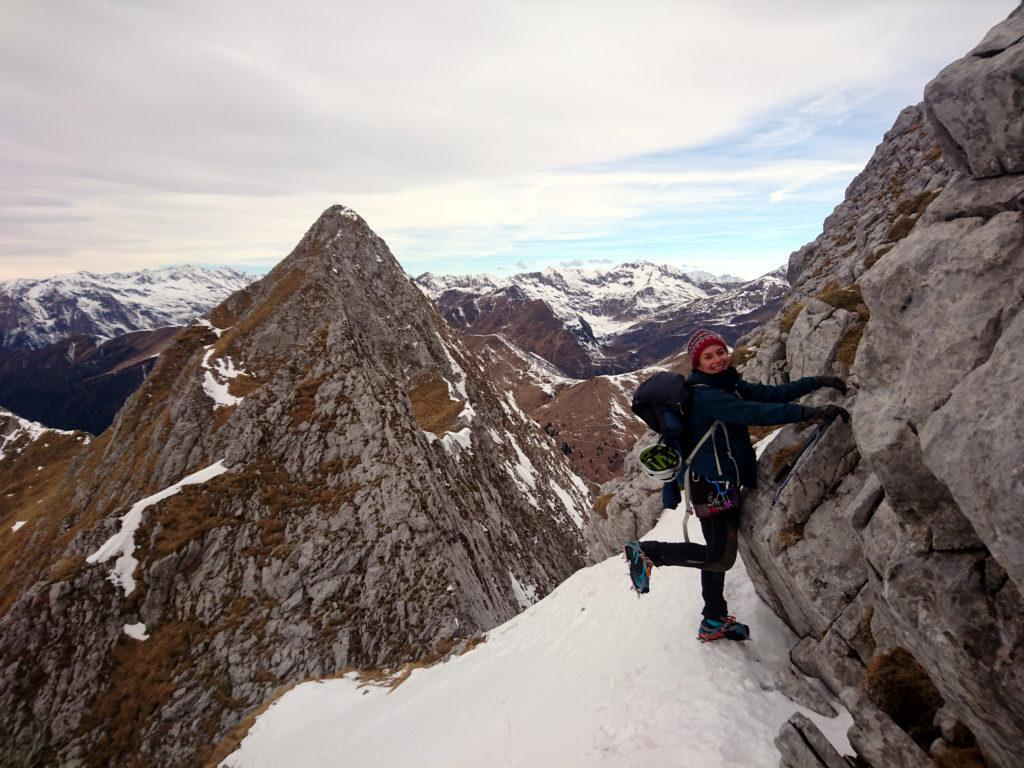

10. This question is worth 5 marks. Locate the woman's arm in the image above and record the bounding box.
[735,376,818,403]
[695,387,808,426]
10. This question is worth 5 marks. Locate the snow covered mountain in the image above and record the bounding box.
[0,265,257,350]
[417,263,787,377]
[418,262,744,334]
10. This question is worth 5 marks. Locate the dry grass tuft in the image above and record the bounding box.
[747,425,777,443]
[775,523,805,549]
[730,346,757,368]
[769,443,802,477]
[894,189,941,218]
[886,215,917,243]
[407,370,464,435]
[931,742,987,768]
[836,322,867,368]
[816,281,867,316]
[592,493,613,520]
[779,303,805,334]
[290,376,325,425]
[863,647,944,750]
[864,245,894,271]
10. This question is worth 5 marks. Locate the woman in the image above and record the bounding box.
[625,329,849,642]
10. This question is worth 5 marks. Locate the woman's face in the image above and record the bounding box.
[697,344,730,374]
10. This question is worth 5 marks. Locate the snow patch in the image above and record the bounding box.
[505,435,538,500]
[201,346,246,408]
[550,481,585,530]
[11,521,26,532]
[754,428,783,458]
[508,571,539,609]
[424,427,474,459]
[195,318,225,338]
[123,622,150,641]
[86,460,229,595]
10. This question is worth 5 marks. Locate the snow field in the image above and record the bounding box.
[223,506,852,768]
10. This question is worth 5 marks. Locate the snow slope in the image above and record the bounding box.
[223,506,853,768]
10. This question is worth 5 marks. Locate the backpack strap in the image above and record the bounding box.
[680,421,722,543]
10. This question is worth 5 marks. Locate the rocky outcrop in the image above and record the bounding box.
[775,712,849,768]
[0,207,590,767]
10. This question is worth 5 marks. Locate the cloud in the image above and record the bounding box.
[0,0,1018,279]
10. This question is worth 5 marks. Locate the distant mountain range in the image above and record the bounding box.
[416,262,787,378]
[0,265,257,433]
[0,265,256,350]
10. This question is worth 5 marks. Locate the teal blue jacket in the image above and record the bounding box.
[683,368,817,488]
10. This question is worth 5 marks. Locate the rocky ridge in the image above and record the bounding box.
[591,6,1024,767]
[0,207,590,767]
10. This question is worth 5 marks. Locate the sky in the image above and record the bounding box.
[1,1,1018,281]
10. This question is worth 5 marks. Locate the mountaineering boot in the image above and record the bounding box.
[698,615,750,642]
[624,541,653,595]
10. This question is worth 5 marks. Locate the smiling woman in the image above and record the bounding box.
[0,0,1018,281]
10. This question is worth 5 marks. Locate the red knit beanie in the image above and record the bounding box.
[687,329,728,369]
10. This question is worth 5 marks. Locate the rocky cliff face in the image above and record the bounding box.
[461,330,691,488]
[0,207,590,767]
[592,7,1024,767]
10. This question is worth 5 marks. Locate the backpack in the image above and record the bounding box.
[630,371,692,441]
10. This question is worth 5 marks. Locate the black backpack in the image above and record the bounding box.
[630,371,692,438]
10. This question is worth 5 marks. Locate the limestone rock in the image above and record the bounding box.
[775,712,850,768]
[924,6,1024,177]
[921,306,1024,590]
[840,687,932,768]
[786,299,859,379]
[772,667,837,717]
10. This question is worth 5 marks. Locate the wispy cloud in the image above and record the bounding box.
[0,0,1017,279]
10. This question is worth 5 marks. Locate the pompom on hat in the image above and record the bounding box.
[687,329,728,369]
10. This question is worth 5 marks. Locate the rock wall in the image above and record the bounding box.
[745,7,1024,768]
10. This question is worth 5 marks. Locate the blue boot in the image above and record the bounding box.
[624,541,653,594]
[698,615,750,642]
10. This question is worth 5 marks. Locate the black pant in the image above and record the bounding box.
[640,495,740,620]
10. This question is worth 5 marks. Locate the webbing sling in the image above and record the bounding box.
[681,421,723,543]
